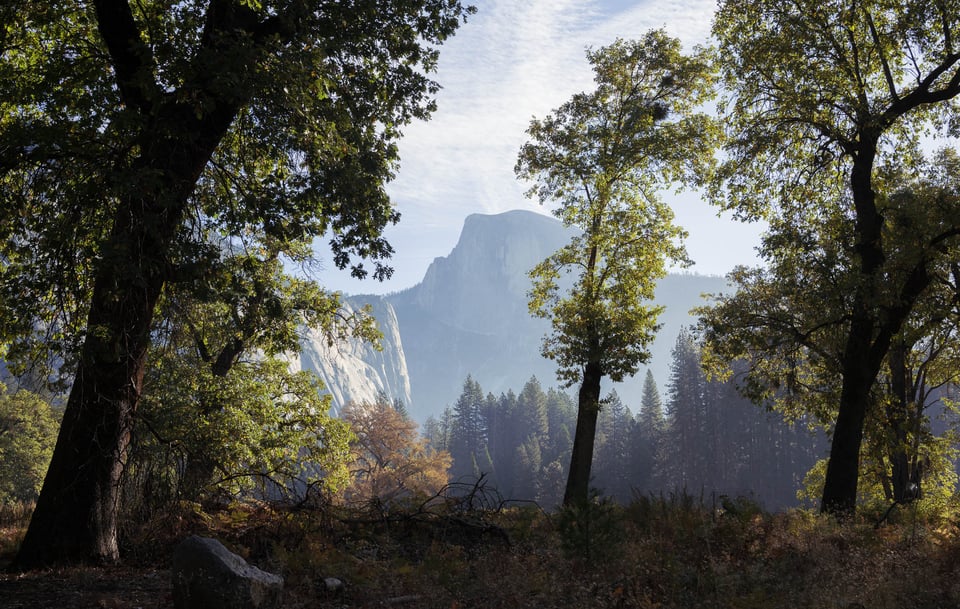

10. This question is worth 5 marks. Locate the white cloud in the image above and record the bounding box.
[591,0,715,44]
[323,0,760,295]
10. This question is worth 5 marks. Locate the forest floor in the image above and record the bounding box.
[3,493,960,609]
[0,566,171,609]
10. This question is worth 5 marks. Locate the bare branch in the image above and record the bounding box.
[864,9,900,103]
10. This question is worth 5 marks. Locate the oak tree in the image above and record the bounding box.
[1,0,472,568]
[708,0,960,515]
[341,396,451,505]
[701,154,960,511]
[516,31,716,506]
[125,253,367,513]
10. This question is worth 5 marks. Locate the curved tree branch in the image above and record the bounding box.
[92,0,160,113]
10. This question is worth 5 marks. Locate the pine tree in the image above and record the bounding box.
[487,390,520,495]
[593,390,634,502]
[421,412,450,453]
[665,328,708,490]
[545,388,576,467]
[510,377,550,500]
[634,370,666,493]
[516,377,549,445]
[515,437,543,501]
[449,375,488,481]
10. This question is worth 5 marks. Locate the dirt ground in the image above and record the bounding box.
[0,567,173,609]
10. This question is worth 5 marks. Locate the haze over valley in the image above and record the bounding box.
[299,209,728,421]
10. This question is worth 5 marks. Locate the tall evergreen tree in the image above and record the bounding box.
[593,390,634,501]
[484,390,517,493]
[511,377,550,500]
[449,375,488,480]
[665,328,708,490]
[514,437,543,501]
[516,377,549,444]
[545,387,576,467]
[634,370,666,493]
[421,411,451,454]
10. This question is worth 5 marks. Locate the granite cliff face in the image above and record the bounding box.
[388,210,574,419]
[303,210,729,420]
[293,296,411,414]
[399,211,573,334]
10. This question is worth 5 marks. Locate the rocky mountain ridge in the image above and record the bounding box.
[299,210,728,421]
[289,296,412,414]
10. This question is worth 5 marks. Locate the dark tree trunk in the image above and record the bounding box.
[820,316,875,516]
[12,201,171,567]
[12,98,242,570]
[820,148,884,517]
[887,340,911,503]
[819,144,931,516]
[563,360,603,507]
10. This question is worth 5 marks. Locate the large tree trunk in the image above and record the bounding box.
[820,316,875,515]
[563,360,603,507]
[12,259,162,567]
[886,340,911,503]
[818,144,930,516]
[12,102,242,570]
[820,148,884,517]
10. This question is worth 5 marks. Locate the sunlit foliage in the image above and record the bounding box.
[517,30,717,505]
[0,385,60,504]
[341,396,451,505]
[705,0,960,515]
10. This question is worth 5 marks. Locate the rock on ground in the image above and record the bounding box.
[171,535,283,609]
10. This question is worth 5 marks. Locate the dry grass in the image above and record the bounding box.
[0,501,32,561]
[189,494,960,609]
[4,495,960,608]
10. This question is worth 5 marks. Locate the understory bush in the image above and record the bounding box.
[87,490,960,609]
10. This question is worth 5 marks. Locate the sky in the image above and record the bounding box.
[319,0,764,295]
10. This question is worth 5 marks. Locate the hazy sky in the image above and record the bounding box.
[320,0,764,295]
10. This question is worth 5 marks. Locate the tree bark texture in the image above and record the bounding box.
[820,316,875,515]
[13,73,244,571]
[820,149,885,517]
[887,340,911,503]
[819,145,931,516]
[563,360,603,507]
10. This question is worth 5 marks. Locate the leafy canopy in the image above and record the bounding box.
[704,0,960,513]
[0,0,474,379]
[702,150,960,414]
[700,150,960,506]
[127,280,358,507]
[517,31,717,386]
[0,385,61,504]
[710,0,960,221]
[341,396,451,505]
[703,0,960,428]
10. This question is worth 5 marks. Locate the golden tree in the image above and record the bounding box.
[342,397,451,505]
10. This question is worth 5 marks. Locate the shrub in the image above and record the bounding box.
[0,385,60,504]
[556,489,625,565]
